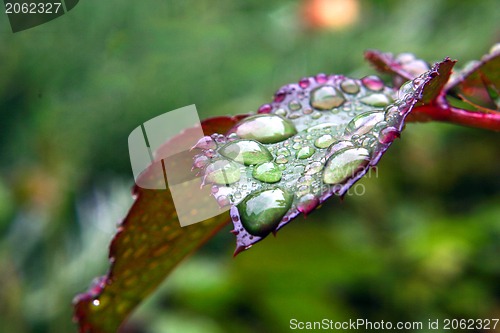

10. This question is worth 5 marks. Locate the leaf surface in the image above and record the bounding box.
[73,115,245,333]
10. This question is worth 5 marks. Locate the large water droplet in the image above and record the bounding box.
[204,159,241,185]
[296,146,315,159]
[252,162,282,183]
[314,134,335,149]
[228,114,297,144]
[237,187,293,236]
[344,111,386,136]
[310,85,346,110]
[297,193,319,215]
[219,140,273,165]
[323,148,370,184]
[340,79,360,94]
[359,93,393,107]
[361,75,385,91]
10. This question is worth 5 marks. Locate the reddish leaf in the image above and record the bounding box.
[73,115,245,333]
[445,44,500,111]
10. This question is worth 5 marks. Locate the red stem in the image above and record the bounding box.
[410,93,500,131]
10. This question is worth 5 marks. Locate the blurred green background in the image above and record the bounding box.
[1,0,499,332]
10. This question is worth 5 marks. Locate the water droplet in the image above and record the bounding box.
[296,146,315,159]
[299,77,311,88]
[311,111,323,119]
[384,105,400,123]
[252,162,282,183]
[275,108,287,117]
[217,195,230,207]
[378,126,400,144]
[327,140,355,155]
[297,193,319,215]
[344,111,386,136]
[361,75,385,91]
[310,85,346,110]
[204,159,241,185]
[193,136,216,150]
[359,93,393,107]
[258,103,272,114]
[305,161,323,175]
[193,155,209,169]
[323,148,370,184]
[288,100,302,111]
[340,79,360,94]
[303,108,313,115]
[234,191,242,199]
[489,43,500,55]
[398,81,415,99]
[276,155,288,164]
[237,187,293,236]
[314,134,335,149]
[228,114,297,144]
[219,140,273,165]
[288,112,301,119]
[274,90,287,103]
[211,185,219,194]
[277,147,291,156]
[204,149,216,158]
[315,73,328,84]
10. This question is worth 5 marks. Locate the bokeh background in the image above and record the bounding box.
[1,0,499,332]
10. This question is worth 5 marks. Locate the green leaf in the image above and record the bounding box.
[193,69,443,254]
[73,115,246,333]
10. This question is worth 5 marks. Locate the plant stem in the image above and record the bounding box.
[410,93,500,131]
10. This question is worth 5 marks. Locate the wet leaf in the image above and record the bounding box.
[73,115,246,333]
[194,67,446,254]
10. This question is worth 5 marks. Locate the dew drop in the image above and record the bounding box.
[314,134,335,149]
[276,155,288,164]
[237,187,293,237]
[310,85,346,110]
[398,81,415,99]
[323,148,370,184]
[228,114,297,144]
[193,155,209,169]
[288,100,302,111]
[327,140,354,155]
[296,146,315,159]
[217,195,231,207]
[275,108,287,117]
[297,193,319,215]
[359,93,393,107]
[311,111,323,119]
[277,147,291,156]
[340,79,360,94]
[378,126,400,144]
[361,75,385,91]
[344,111,386,136]
[193,136,216,150]
[258,103,273,114]
[305,161,323,175]
[299,77,311,88]
[274,90,287,103]
[219,140,273,165]
[204,159,241,185]
[315,73,328,84]
[252,161,282,183]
